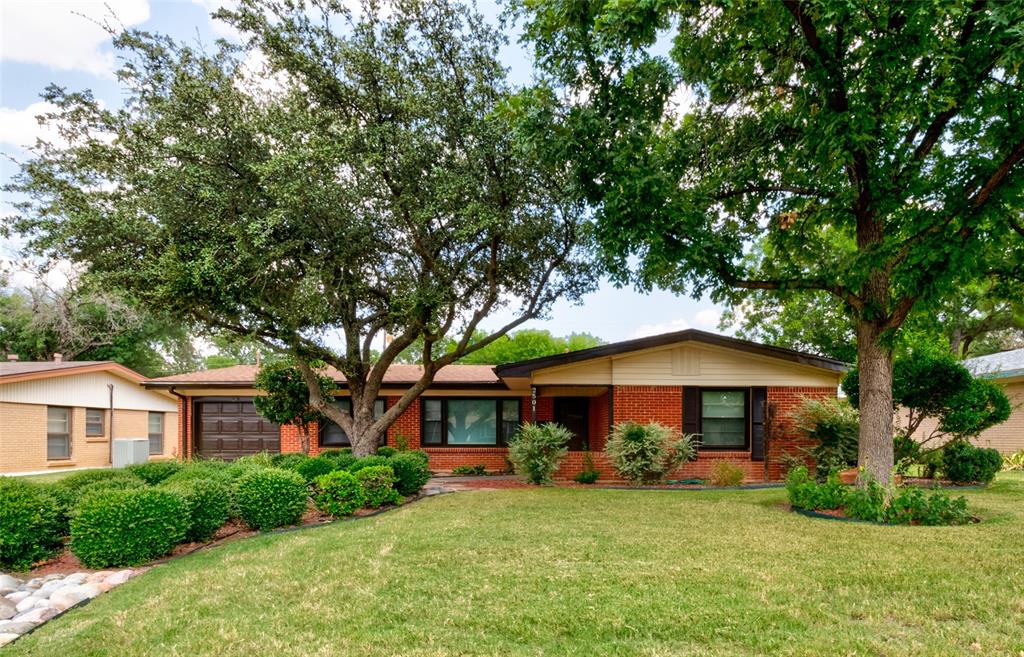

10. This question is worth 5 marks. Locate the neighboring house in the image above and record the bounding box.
[962,348,1024,454]
[0,357,179,474]
[145,330,846,481]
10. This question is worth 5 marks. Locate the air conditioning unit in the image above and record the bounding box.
[112,438,150,468]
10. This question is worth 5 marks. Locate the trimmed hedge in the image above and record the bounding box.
[388,453,430,496]
[354,465,401,507]
[70,488,189,568]
[161,478,231,542]
[234,468,308,531]
[0,478,64,570]
[319,450,357,471]
[296,456,339,483]
[46,470,146,532]
[347,455,389,473]
[126,460,183,485]
[271,453,310,470]
[376,446,397,458]
[313,470,366,517]
[75,476,147,503]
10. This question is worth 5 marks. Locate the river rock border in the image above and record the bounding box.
[0,570,140,646]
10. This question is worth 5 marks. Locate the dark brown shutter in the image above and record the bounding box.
[751,387,767,461]
[683,387,700,439]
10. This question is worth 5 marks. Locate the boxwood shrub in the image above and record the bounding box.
[376,446,397,458]
[388,453,430,496]
[164,464,239,518]
[354,465,401,507]
[271,453,310,470]
[47,469,146,530]
[161,478,231,542]
[313,470,366,516]
[234,468,308,531]
[70,488,189,568]
[347,455,389,473]
[319,450,357,471]
[0,477,64,570]
[126,460,183,485]
[942,440,1003,484]
[295,455,339,483]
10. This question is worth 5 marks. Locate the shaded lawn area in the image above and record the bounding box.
[11,474,1024,657]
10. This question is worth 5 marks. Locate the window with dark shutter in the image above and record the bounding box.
[751,387,767,461]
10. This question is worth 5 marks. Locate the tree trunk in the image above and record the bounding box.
[348,405,382,457]
[300,426,310,455]
[856,320,895,485]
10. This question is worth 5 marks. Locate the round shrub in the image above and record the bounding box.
[0,478,64,570]
[606,422,696,485]
[48,469,146,529]
[76,476,147,503]
[388,453,431,496]
[161,478,231,542]
[319,450,357,471]
[70,488,189,568]
[942,441,1003,484]
[126,460,183,485]
[271,453,310,470]
[376,446,397,458]
[354,465,401,507]
[507,423,573,485]
[347,455,389,473]
[313,470,366,516]
[232,452,277,468]
[164,464,239,518]
[234,468,308,531]
[296,455,339,483]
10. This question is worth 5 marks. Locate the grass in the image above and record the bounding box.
[17,470,99,484]
[10,474,1024,657]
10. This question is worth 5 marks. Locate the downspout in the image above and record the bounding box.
[107,383,115,465]
[169,387,188,460]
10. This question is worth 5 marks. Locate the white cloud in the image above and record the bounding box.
[190,0,244,40]
[0,102,63,151]
[694,308,720,329]
[630,318,690,339]
[0,1,150,77]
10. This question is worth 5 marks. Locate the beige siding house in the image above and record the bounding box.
[964,348,1024,454]
[0,359,179,474]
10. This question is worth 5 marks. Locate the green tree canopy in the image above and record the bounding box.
[842,350,1011,449]
[253,361,337,455]
[6,0,595,455]
[396,328,603,365]
[513,0,1024,483]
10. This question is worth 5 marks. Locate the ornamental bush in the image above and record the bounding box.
[126,460,183,485]
[792,398,859,479]
[376,446,397,458]
[354,465,402,507]
[605,422,696,485]
[318,450,357,471]
[47,469,147,531]
[785,466,847,511]
[507,422,572,485]
[708,461,745,487]
[387,452,431,496]
[70,488,189,568]
[942,440,1003,484]
[271,453,310,470]
[451,464,488,476]
[75,476,148,503]
[164,463,240,518]
[312,470,366,516]
[347,455,390,473]
[295,455,339,483]
[885,486,971,526]
[0,478,64,570]
[161,478,231,542]
[234,468,308,531]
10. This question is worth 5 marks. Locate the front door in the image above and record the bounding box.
[554,397,589,451]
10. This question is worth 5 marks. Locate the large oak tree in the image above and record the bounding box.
[5,0,595,455]
[514,0,1024,483]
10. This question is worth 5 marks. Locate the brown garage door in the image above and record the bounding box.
[194,397,280,460]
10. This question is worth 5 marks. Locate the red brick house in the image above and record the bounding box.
[144,330,846,482]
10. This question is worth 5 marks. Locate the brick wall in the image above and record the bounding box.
[280,422,320,456]
[613,385,683,430]
[765,386,837,480]
[588,389,610,451]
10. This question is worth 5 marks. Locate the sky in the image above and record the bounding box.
[0,0,728,344]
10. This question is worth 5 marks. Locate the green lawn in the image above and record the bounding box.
[11,474,1024,657]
